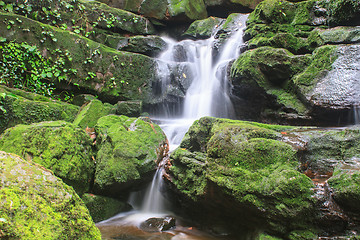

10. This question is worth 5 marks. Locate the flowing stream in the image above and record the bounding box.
[97,14,248,240]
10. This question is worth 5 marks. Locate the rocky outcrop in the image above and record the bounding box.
[165,117,360,238]
[82,193,131,223]
[0,151,101,239]
[0,121,95,195]
[0,12,158,104]
[165,117,316,238]
[0,85,79,134]
[93,115,168,198]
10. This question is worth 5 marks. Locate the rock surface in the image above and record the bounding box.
[94,115,168,197]
[0,151,101,239]
[0,85,79,134]
[165,117,316,238]
[140,217,176,232]
[0,121,95,195]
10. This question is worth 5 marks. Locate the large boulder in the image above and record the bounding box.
[93,115,168,198]
[0,151,101,239]
[165,117,316,238]
[0,12,158,104]
[0,121,95,195]
[0,85,79,134]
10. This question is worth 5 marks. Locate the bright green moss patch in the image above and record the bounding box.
[73,99,114,129]
[94,115,167,195]
[0,121,95,194]
[0,85,79,134]
[184,16,223,38]
[0,151,101,240]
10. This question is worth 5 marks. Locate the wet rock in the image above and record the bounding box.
[0,121,96,195]
[114,100,142,117]
[93,115,168,198]
[82,193,131,223]
[0,151,101,239]
[0,85,79,134]
[183,17,224,39]
[140,217,176,232]
[166,117,316,238]
[73,99,114,129]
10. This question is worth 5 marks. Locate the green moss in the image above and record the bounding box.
[292,45,338,95]
[168,0,208,20]
[184,16,223,38]
[288,230,318,240]
[0,12,158,103]
[0,121,95,194]
[326,0,360,26]
[0,151,101,239]
[82,193,129,222]
[73,99,114,129]
[0,85,79,134]
[94,115,167,193]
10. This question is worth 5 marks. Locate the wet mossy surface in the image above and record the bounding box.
[0,12,158,104]
[0,85,79,134]
[0,151,101,239]
[82,193,130,223]
[167,117,316,237]
[94,115,168,197]
[0,121,95,195]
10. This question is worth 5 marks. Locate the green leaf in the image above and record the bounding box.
[0,37,6,42]
[46,72,53,78]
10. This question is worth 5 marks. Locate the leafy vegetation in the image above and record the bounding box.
[0,41,75,98]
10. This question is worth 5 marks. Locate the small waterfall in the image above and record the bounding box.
[97,14,249,239]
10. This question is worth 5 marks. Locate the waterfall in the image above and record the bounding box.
[155,14,248,150]
[98,14,249,236]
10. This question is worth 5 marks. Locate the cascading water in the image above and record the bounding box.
[97,14,248,239]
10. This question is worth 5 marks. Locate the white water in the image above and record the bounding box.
[98,14,248,238]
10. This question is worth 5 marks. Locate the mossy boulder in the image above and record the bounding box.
[73,99,114,129]
[0,85,79,134]
[0,121,95,194]
[293,44,360,116]
[0,12,158,104]
[1,0,155,36]
[166,117,316,237]
[113,100,142,117]
[82,193,130,223]
[230,46,311,123]
[0,151,101,239]
[94,115,168,198]
[328,160,360,213]
[183,16,224,39]
[122,0,208,21]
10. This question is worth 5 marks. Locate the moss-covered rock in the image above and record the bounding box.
[0,12,158,103]
[0,151,101,239]
[1,0,155,36]
[94,115,168,198]
[183,16,224,39]
[123,0,208,21]
[230,46,311,122]
[328,160,360,213]
[82,193,130,223]
[73,99,114,129]
[166,117,316,237]
[0,121,95,194]
[114,100,142,117]
[0,85,79,134]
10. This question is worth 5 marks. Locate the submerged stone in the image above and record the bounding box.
[140,217,176,232]
[0,151,101,239]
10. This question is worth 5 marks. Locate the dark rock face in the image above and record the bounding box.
[140,217,176,232]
